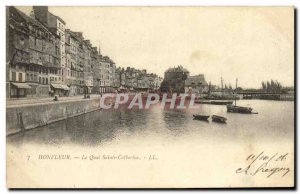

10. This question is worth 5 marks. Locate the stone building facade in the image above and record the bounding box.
[113,67,162,91]
[7,6,62,98]
[7,6,117,98]
[160,66,190,93]
[185,74,208,95]
[6,6,161,98]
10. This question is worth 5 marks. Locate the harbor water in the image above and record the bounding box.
[7,99,295,187]
[7,100,294,146]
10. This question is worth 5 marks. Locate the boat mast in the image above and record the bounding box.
[208,81,211,98]
[235,78,238,106]
[221,76,224,98]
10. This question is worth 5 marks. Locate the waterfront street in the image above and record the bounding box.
[6,94,102,107]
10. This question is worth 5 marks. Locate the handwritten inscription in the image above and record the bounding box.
[236,151,291,178]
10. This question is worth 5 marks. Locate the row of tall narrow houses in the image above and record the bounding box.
[6,6,61,98]
[113,67,162,91]
[6,6,116,98]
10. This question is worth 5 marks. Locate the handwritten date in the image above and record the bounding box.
[236,151,291,178]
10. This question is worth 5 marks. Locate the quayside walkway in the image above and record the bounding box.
[6,94,101,108]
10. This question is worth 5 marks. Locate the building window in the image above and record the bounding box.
[18,73,23,82]
[11,72,16,81]
[39,77,41,83]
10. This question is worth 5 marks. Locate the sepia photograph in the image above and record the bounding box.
[5,5,295,188]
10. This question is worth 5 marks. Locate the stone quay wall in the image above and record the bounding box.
[6,97,106,136]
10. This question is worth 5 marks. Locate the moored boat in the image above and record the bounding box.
[226,78,255,114]
[193,114,210,121]
[212,115,227,123]
[226,104,252,114]
[210,100,233,105]
[194,100,211,104]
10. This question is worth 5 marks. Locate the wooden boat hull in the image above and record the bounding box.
[194,100,211,104]
[227,105,252,114]
[212,115,227,123]
[210,100,233,105]
[193,115,210,121]
[194,100,233,105]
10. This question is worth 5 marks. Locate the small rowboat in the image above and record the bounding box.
[193,114,210,121]
[212,115,227,123]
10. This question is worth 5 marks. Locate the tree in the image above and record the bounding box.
[261,81,266,91]
[235,87,243,92]
[275,80,282,93]
[266,81,271,92]
[262,80,282,93]
[224,84,228,91]
[270,80,275,92]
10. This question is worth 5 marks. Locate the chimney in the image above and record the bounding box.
[33,6,48,25]
[74,32,83,38]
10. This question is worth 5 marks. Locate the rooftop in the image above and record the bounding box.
[185,74,208,86]
[165,65,189,73]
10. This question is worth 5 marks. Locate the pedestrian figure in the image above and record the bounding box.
[18,112,25,135]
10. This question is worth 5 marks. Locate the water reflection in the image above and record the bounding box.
[7,100,294,147]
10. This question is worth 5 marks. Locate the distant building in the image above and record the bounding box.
[185,74,208,94]
[113,67,161,91]
[65,29,85,95]
[91,47,101,94]
[154,76,163,90]
[114,67,126,88]
[99,56,114,93]
[160,65,190,93]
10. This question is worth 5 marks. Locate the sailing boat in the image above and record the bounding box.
[212,76,233,104]
[226,79,254,114]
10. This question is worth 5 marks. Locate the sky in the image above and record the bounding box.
[16,6,294,88]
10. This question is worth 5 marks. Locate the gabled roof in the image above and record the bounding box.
[13,6,58,37]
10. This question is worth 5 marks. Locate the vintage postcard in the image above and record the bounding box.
[6,6,295,188]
